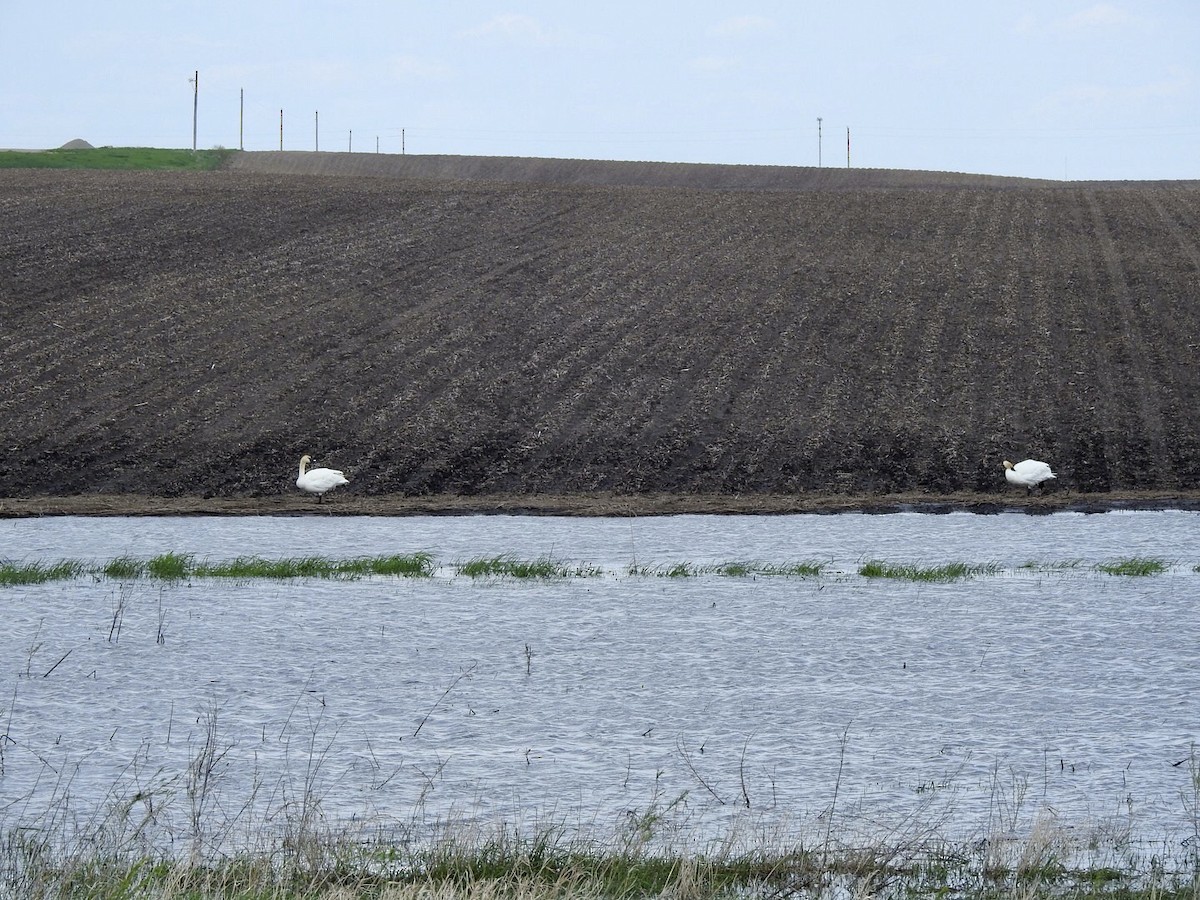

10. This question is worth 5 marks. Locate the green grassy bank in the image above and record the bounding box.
[0,146,233,170]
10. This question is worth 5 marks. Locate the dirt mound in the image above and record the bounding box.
[58,138,94,150]
[2,164,1199,510]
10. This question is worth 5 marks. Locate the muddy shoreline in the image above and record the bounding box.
[3,490,1199,519]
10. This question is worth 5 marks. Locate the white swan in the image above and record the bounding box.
[1003,459,1056,494]
[296,454,349,502]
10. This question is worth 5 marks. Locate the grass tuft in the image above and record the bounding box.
[663,562,698,578]
[145,552,193,580]
[1096,557,1168,576]
[99,556,145,579]
[625,562,700,577]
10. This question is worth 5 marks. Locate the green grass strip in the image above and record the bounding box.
[0,553,1189,586]
[0,552,437,585]
[1096,556,1168,576]
[145,552,193,580]
[455,555,601,578]
[0,560,84,586]
[339,553,435,577]
[193,553,435,579]
[0,147,233,171]
[858,560,1000,582]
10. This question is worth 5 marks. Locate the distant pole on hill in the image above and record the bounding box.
[846,127,851,168]
[349,130,353,152]
[315,111,319,151]
[280,110,283,150]
[817,117,822,167]
[190,70,198,152]
[239,89,244,151]
[402,128,406,154]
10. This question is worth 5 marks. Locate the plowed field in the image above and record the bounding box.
[2,153,1199,515]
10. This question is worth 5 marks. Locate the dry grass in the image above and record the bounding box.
[3,737,1197,900]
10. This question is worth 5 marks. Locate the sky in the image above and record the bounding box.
[3,2,1198,181]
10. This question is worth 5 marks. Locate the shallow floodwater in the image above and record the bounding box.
[1,511,1198,858]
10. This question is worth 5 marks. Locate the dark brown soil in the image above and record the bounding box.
[3,153,1199,516]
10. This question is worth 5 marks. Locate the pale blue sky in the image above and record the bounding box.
[3,1,1197,180]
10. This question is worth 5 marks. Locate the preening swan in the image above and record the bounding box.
[296,454,349,502]
[1003,459,1056,494]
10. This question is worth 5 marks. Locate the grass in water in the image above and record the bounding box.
[408,832,788,899]
[626,562,701,577]
[0,553,1188,586]
[0,560,84,586]
[858,560,999,582]
[456,555,601,578]
[193,553,435,579]
[99,556,145,579]
[664,562,699,578]
[342,552,435,577]
[714,560,826,577]
[0,552,435,585]
[630,560,826,577]
[145,552,193,580]
[0,146,233,170]
[1096,556,1168,576]
[1018,559,1084,572]
[2,716,1198,899]
[5,812,1195,900]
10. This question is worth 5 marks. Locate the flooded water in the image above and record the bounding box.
[1,511,1198,858]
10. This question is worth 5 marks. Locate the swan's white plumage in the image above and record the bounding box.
[296,454,349,501]
[1003,459,1056,490]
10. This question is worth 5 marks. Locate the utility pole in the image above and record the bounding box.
[190,70,198,151]
[846,127,851,168]
[402,128,406,155]
[376,135,379,154]
[817,117,822,167]
[279,109,283,150]
[239,88,244,150]
[349,130,353,152]
[315,111,319,151]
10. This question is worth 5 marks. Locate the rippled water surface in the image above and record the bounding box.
[1,511,1198,854]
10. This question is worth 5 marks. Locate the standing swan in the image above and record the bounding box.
[1003,459,1056,494]
[296,454,349,502]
